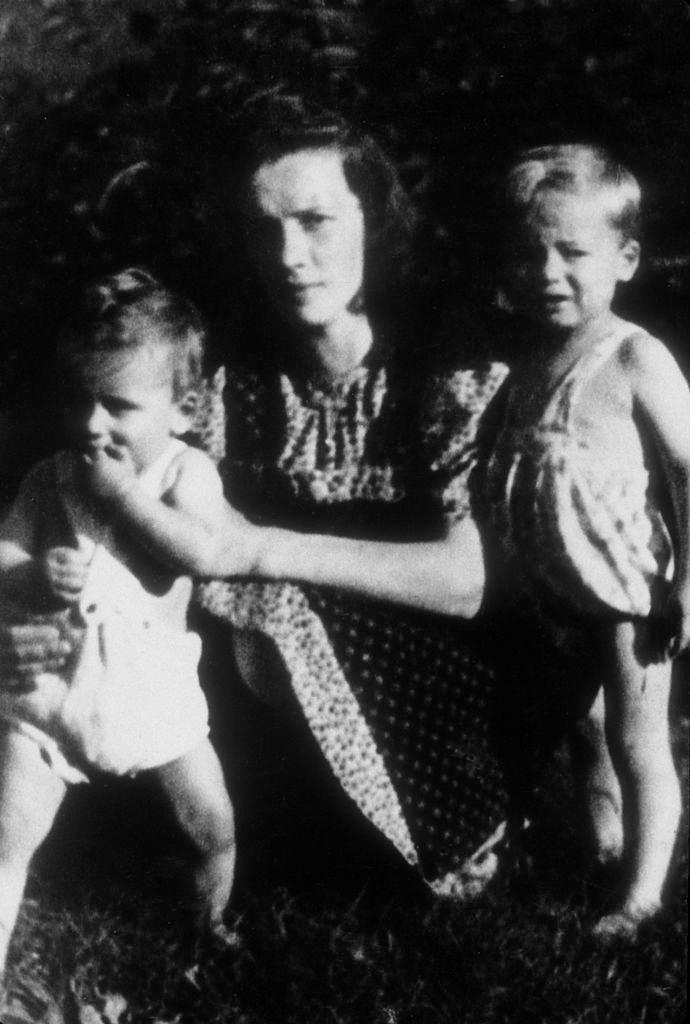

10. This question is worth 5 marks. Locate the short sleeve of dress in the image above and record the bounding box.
[0,456,63,555]
[191,365,227,466]
[421,362,508,522]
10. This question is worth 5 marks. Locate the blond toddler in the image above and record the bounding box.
[484,145,688,938]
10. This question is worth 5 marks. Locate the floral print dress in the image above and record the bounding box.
[194,349,509,887]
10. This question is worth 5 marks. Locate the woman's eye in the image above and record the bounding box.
[563,247,588,259]
[300,212,330,231]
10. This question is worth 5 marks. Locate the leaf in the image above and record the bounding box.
[0,15,15,43]
[75,1000,103,1024]
[100,993,129,1024]
[43,16,68,35]
[313,45,360,65]
[65,980,129,1024]
[183,965,201,990]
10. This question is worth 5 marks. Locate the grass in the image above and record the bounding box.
[4,712,688,1024]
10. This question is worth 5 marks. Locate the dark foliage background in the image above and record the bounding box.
[1,0,689,496]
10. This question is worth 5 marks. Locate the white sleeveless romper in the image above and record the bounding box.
[0,440,209,781]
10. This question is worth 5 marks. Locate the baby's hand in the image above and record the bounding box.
[81,447,137,504]
[40,546,89,605]
[656,586,690,660]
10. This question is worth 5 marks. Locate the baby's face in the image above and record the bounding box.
[62,341,187,474]
[504,190,639,337]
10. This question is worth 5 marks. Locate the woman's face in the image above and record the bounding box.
[244,148,365,331]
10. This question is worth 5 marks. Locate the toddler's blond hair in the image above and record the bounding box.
[504,144,641,242]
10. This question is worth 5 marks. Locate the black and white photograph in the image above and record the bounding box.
[0,1,687,1020]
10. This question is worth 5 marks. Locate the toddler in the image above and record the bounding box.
[0,269,236,985]
[483,144,689,938]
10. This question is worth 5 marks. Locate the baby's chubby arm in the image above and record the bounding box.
[622,333,690,656]
[84,446,257,577]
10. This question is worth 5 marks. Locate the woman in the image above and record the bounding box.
[1,95,508,894]
[188,95,509,893]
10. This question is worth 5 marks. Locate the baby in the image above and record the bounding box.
[483,144,689,938]
[0,269,236,985]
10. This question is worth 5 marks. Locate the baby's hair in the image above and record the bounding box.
[58,268,206,398]
[504,144,641,242]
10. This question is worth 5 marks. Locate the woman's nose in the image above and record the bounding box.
[280,220,308,269]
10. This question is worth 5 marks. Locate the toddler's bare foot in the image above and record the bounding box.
[592,836,623,868]
[591,899,661,942]
[181,916,241,965]
[208,919,241,949]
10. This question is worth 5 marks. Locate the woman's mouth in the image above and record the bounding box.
[282,280,323,297]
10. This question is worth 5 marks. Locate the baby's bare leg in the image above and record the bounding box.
[0,726,66,980]
[595,621,680,935]
[571,685,623,864]
[151,739,235,932]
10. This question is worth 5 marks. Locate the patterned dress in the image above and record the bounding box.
[194,348,509,887]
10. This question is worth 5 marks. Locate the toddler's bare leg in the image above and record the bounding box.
[571,685,623,864]
[0,726,66,981]
[594,621,680,937]
[152,739,235,932]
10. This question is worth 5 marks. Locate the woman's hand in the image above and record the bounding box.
[81,447,137,505]
[657,584,690,660]
[0,619,72,682]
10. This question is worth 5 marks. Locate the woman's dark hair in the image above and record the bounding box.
[92,95,417,361]
[221,93,416,316]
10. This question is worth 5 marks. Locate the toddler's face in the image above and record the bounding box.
[62,341,189,474]
[504,190,639,337]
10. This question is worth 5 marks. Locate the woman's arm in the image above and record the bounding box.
[223,514,486,618]
[87,446,255,576]
[208,362,504,616]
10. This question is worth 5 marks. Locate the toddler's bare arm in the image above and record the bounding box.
[623,333,690,654]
